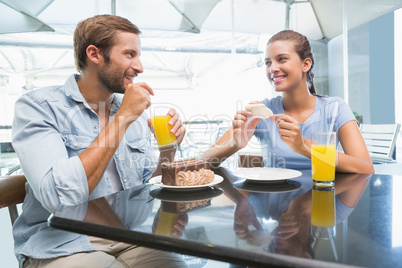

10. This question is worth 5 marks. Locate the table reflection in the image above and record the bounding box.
[220,169,371,260]
[58,184,153,230]
[50,169,376,267]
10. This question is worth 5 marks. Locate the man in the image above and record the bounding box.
[12,15,186,267]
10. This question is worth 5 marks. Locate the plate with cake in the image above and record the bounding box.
[232,167,302,182]
[148,158,224,190]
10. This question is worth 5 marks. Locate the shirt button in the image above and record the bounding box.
[73,142,78,147]
[115,151,119,156]
[124,179,127,183]
[94,125,98,129]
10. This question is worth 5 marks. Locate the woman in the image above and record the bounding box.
[201,30,374,174]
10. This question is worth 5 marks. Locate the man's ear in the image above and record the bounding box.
[302,58,312,73]
[86,45,102,64]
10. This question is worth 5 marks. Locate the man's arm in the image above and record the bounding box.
[78,83,153,194]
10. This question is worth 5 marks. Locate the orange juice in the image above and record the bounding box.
[155,210,179,236]
[151,115,177,148]
[311,144,336,182]
[311,187,335,227]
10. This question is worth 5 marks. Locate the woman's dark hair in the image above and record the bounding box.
[267,30,316,95]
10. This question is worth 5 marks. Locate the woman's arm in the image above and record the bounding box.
[336,121,374,174]
[199,127,240,166]
[271,112,374,174]
[199,110,260,166]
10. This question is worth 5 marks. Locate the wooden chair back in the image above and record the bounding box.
[0,174,27,225]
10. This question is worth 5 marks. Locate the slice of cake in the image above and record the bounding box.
[161,199,212,214]
[154,199,211,236]
[238,154,264,168]
[161,158,215,186]
[177,199,211,213]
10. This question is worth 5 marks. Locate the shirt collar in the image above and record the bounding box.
[64,74,122,114]
[64,74,86,103]
[110,94,122,114]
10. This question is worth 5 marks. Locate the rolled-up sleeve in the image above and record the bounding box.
[12,93,89,213]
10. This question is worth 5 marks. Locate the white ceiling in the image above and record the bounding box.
[0,0,402,91]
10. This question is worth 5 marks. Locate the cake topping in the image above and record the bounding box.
[176,168,214,186]
[177,199,211,213]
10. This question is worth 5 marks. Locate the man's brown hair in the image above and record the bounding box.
[73,15,141,73]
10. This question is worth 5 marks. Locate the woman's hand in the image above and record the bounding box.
[232,110,261,149]
[272,192,311,240]
[234,198,263,242]
[272,210,301,240]
[270,114,310,157]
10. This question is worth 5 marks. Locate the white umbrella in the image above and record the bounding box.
[1,0,402,90]
[198,0,402,41]
[117,0,221,33]
[4,0,400,41]
[2,0,402,39]
[0,0,54,34]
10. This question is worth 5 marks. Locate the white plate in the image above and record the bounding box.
[232,167,302,181]
[234,180,302,193]
[148,175,224,190]
[150,187,223,202]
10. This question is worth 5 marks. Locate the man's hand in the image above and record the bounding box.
[172,213,189,237]
[147,108,186,146]
[120,82,154,121]
[167,108,186,146]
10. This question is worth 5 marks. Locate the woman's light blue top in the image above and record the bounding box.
[254,95,356,169]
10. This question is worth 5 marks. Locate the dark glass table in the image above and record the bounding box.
[48,167,402,267]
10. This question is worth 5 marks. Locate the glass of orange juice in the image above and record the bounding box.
[311,132,336,187]
[154,209,179,236]
[150,107,177,150]
[311,186,336,239]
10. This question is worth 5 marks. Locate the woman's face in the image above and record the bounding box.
[264,40,308,93]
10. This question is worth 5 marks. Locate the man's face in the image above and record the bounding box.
[98,31,143,94]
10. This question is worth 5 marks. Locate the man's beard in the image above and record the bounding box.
[98,63,126,94]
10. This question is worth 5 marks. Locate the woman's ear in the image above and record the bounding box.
[86,45,102,65]
[302,58,313,73]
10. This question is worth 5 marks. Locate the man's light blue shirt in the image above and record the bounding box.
[12,74,158,267]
